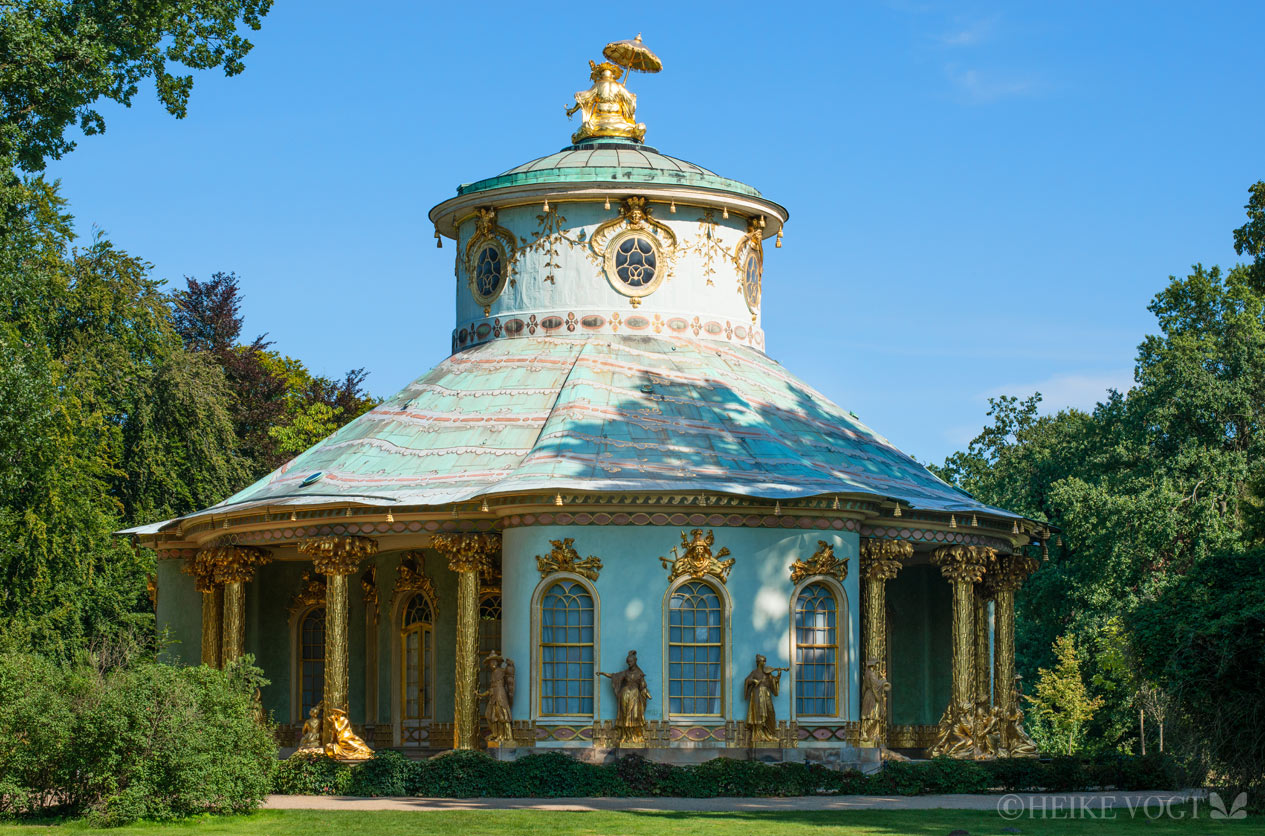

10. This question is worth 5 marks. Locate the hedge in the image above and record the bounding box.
[274,750,1190,798]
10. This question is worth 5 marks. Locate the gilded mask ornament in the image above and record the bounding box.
[660,529,734,583]
[535,538,603,580]
[590,197,678,303]
[789,540,848,584]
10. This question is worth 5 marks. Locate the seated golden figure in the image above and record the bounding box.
[566,61,645,143]
[293,704,324,756]
[323,706,374,761]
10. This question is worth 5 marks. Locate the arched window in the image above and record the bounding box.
[794,583,838,716]
[539,580,594,716]
[478,593,502,694]
[300,607,325,718]
[668,580,724,716]
[401,593,435,721]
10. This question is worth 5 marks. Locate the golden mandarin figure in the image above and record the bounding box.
[973,698,999,758]
[859,658,888,745]
[323,706,373,761]
[294,704,324,755]
[478,652,516,746]
[599,650,651,746]
[743,654,787,743]
[565,34,661,144]
[931,701,977,759]
[1000,676,1039,757]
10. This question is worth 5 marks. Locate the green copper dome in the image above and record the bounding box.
[457,138,762,198]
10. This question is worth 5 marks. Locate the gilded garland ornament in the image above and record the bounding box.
[734,215,765,316]
[298,534,378,576]
[535,537,603,580]
[660,529,734,583]
[789,540,848,584]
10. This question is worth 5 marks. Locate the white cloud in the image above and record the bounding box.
[946,65,1039,103]
[985,370,1136,414]
[940,16,999,47]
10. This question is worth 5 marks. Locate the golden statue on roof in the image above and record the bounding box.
[566,34,661,144]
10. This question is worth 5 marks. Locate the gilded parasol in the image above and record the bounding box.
[603,34,662,83]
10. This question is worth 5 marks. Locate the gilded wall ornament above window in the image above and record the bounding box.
[660,529,734,584]
[536,537,603,580]
[591,197,677,305]
[288,570,326,616]
[391,551,439,614]
[734,216,765,316]
[464,207,517,313]
[789,540,849,584]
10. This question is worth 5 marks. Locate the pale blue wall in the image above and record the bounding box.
[502,524,860,731]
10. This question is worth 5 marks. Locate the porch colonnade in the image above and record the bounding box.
[857,537,913,748]
[187,542,273,668]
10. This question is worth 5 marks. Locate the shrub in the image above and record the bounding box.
[273,754,353,796]
[0,651,276,825]
[347,750,411,797]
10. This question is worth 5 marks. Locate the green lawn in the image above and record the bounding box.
[1,808,1261,836]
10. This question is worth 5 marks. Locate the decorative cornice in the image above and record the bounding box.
[790,540,848,584]
[660,529,734,584]
[289,571,326,615]
[298,535,379,575]
[535,538,603,580]
[860,538,914,581]
[431,532,501,574]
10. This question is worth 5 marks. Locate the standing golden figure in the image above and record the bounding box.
[479,652,516,747]
[743,654,787,743]
[599,650,651,746]
[859,658,889,746]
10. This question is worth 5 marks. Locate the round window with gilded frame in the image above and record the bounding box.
[604,229,666,299]
[468,239,508,307]
[741,248,762,314]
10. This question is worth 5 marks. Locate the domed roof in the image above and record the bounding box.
[184,335,1015,521]
[457,138,762,199]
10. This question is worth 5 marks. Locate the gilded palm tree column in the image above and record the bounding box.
[202,585,223,666]
[974,587,993,707]
[931,546,991,726]
[991,551,1038,719]
[185,553,224,667]
[201,543,272,664]
[298,535,379,736]
[432,532,501,750]
[858,538,913,746]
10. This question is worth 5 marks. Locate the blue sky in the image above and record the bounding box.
[46,1,1264,465]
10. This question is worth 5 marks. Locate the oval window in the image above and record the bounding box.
[475,244,504,298]
[614,234,657,288]
[742,251,761,312]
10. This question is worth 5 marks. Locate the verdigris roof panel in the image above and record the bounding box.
[186,335,1013,519]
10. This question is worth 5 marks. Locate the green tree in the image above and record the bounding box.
[1026,634,1104,755]
[0,0,271,216]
